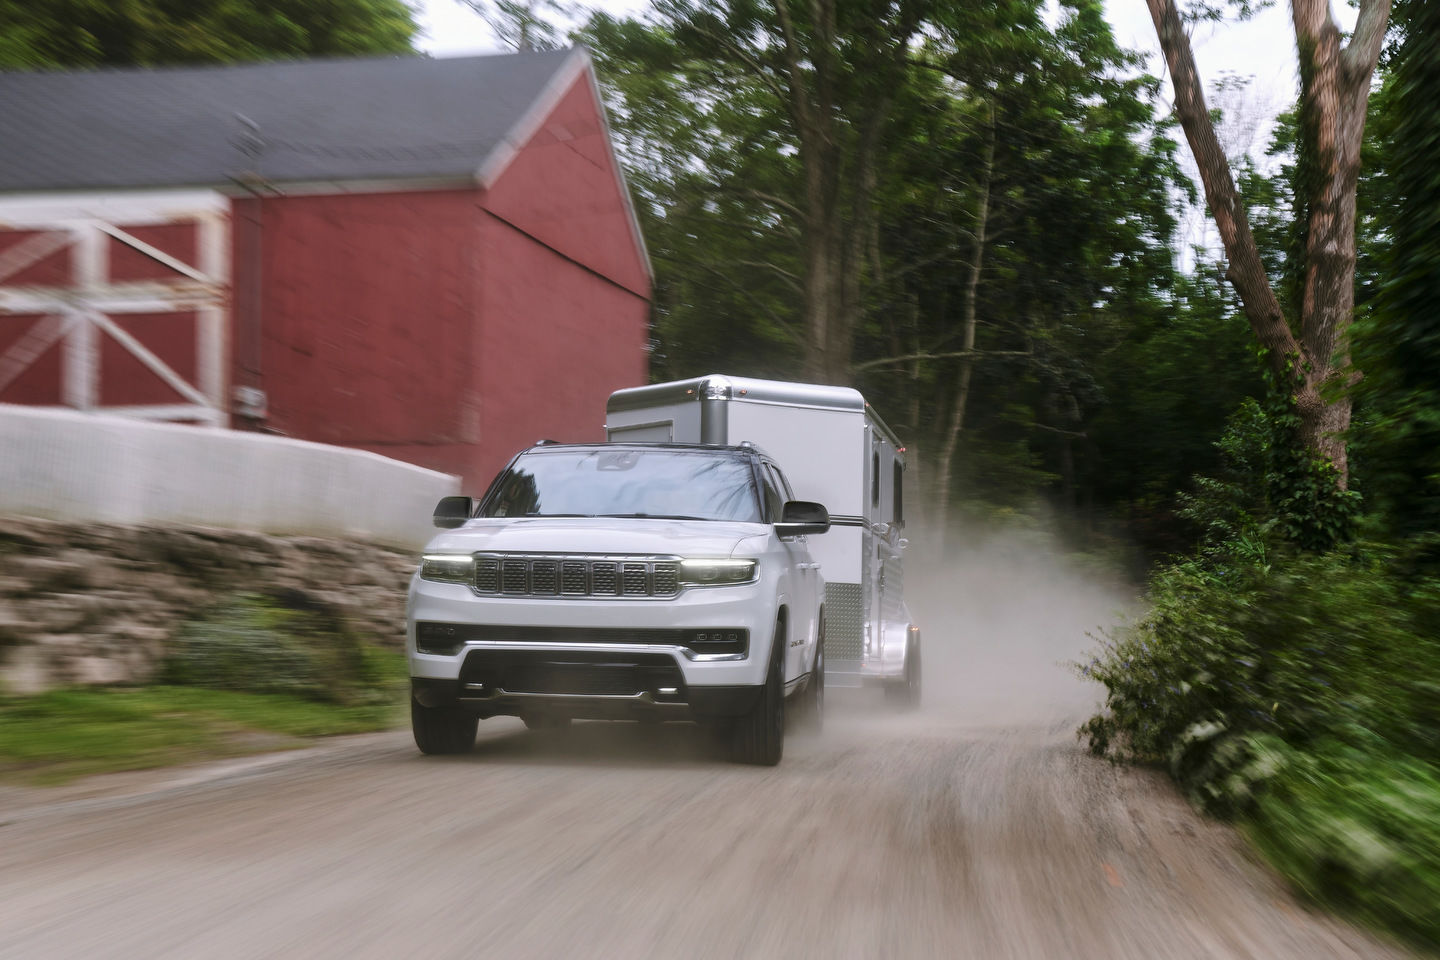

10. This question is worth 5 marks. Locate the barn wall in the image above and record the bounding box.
[231,189,482,454]
[482,75,651,300]
[471,212,649,492]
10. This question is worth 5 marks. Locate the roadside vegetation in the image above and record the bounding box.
[1,592,407,786]
[1080,396,1440,949]
[1083,5,1440,949]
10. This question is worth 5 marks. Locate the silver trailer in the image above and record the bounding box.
[606,374,920,702]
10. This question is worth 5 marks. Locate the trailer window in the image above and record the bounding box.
[893,461,904,527]
[871,451,880,508]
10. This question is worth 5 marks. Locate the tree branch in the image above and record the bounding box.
[852,349,1031,373]
[1145,0,1302,369]
[1343,0,1393,80]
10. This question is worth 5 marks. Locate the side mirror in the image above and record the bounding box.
[432,495,474,529]
[775,500,830,537]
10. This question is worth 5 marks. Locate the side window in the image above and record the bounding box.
[893,461,904,527]
[871,450,880,509]
[759,465,784,522]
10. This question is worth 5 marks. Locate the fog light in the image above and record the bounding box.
[416,621,466,655]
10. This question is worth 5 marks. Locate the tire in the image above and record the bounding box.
[885,637,922,710]
[791,616,824,735]
[411,698,478,755]
[729,620,785,766]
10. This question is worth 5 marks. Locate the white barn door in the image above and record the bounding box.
[0,190,229,425]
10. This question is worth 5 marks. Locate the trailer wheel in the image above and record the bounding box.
[412,698,478,755]
[885,634,922,710]
[730,620,785,765]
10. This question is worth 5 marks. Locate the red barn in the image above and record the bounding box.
[0,50,651,490]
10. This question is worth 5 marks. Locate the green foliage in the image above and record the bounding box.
[1351,0,1440,545]
[1177,390,1361,562]
[586,0,1217,540]
[461,0,571,52]
[1248,740,1440,951]
[163,590,386,705]
[1081,548,1440,776]
[0,0,417,68]
[0,680,405,785]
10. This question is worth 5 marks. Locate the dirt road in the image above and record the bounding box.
[0,546,1417,960]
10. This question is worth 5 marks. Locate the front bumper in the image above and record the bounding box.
[411,675,763,722]
[406,575,777,720]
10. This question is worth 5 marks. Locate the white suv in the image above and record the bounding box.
[406,442,829,765]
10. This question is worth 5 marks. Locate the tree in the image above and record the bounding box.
[590,0,925,386]
[1353,0,1440,540]
[1145,0,1391,484]
[0,0,417,68]
[588,2,1208,548]
[460,0,571,52]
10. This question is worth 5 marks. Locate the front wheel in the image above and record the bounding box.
[729,621,785,765]
[412,698,478,755]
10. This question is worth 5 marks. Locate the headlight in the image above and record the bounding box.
[678,558,757,585]
[420,554,474,584]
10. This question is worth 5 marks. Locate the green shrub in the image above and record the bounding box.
[1082,550,1440,782]
[163,590,373,704]
[1080,547,1440,949]
[1248,739,1440,950]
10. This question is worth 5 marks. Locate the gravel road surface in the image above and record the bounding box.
[0,547,1417,960]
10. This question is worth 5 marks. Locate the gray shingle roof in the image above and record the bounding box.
[0,50,579,192]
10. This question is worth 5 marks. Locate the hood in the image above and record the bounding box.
[423,517,767,557]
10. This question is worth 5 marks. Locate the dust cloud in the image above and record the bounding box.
[900,525,1141,730]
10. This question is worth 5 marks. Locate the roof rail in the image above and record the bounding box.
[534,438,560,445]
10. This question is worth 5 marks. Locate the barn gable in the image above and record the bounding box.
[481,58,651,298]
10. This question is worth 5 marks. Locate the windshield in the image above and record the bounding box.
[479,449,763,522]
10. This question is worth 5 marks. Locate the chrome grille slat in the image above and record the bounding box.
[469,555,682,599]
[502,560,528,594]
[476,558,500,593]
[592,562,618,595]
[621,562,647,596]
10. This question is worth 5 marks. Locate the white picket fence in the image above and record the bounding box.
[0,404,458,548]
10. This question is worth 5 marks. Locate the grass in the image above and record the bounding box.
[0,650,408,786]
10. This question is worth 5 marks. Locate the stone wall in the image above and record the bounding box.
[0,515,418,694]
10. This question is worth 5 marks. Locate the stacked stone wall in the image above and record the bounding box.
[0,516,416,694]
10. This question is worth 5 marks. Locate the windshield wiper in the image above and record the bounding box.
[597,513,709,521]
[514,513,595,518]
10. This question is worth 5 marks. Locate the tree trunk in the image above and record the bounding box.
[774,0,915,386]
[1145,0,1390,484]
[933,109,994,554]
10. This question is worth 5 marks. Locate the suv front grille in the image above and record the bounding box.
[467,555,681,599]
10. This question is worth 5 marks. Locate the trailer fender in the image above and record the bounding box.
[873,617,917,681]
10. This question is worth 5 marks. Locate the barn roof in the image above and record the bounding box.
[0,49,590,192]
